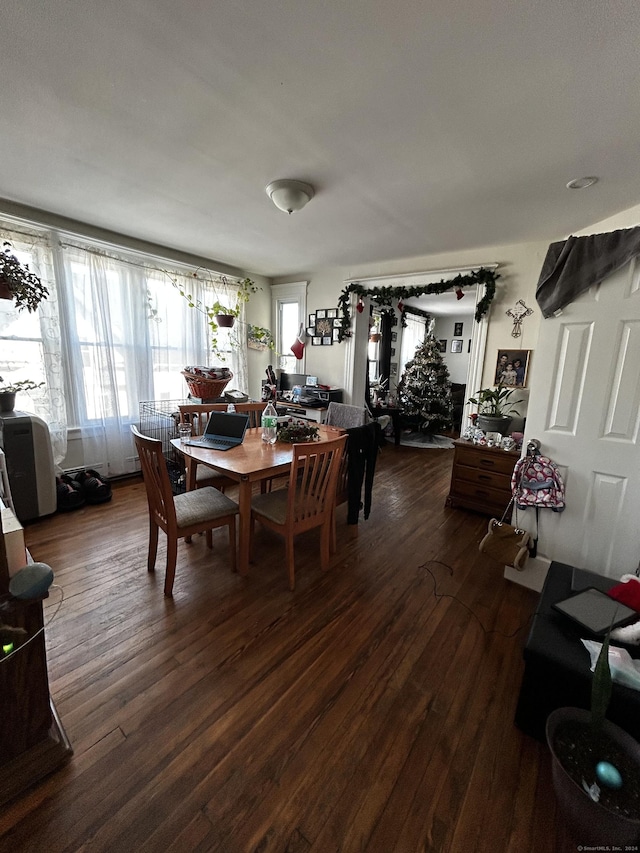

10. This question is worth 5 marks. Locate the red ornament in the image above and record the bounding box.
[356,297,364,313]
[397,299,404,312]
[455,286,464,300]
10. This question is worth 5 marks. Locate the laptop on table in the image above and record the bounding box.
[184,411,250,451]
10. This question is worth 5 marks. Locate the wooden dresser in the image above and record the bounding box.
[446,439,520,517]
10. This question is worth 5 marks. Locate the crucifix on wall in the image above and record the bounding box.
[506,300,533,338]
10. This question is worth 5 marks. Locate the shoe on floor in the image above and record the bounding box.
[56,475,85,512]
[74,469,112,504]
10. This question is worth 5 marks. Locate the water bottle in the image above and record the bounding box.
[261,401,278,444]
[226,403,236,413]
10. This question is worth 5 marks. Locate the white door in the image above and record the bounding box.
[523,258,640,578]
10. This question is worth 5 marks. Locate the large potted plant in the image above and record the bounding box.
[467,383,522,433]
[0,377,45,413]
[546,633,640,845]
[0,242,49,313]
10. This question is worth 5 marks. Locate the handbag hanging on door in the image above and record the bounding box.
[478,497,533,571]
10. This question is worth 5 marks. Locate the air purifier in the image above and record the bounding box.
[0,411,56,522]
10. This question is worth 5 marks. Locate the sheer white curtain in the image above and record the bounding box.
[399,313,427,374]
[0,224,67,464]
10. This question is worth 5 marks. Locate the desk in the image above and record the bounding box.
[172,425,344,576]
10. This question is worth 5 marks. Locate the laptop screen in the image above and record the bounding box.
[204,411,250,440]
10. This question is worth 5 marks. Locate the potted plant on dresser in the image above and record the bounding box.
[467,383,522,434]
[0,242,49,313]
[546,632,640,845]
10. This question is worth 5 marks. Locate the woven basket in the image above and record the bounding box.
[181,370,233,400]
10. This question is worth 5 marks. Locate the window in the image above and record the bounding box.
[0,219,249,475]
[271,282,308,374]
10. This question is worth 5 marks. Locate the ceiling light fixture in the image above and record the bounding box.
[266,179,315,214]
[566,176,599,190]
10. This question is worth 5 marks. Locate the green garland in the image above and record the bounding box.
[336,267,499,342]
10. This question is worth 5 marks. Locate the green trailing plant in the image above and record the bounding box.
[467,383,522,417]
[247,324,276,351]
[0,242,49,313]
[0,377,45,394]
[172,274,260,356]
[336,267,499,342]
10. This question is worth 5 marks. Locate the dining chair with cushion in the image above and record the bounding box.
[250,434,348,590]
[131,425,239,597]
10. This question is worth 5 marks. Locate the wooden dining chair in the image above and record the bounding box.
[178,403,236,492]
[249,434,347,590]
[131,425,239,597]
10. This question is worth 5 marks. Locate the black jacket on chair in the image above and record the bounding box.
[345,421,382,524]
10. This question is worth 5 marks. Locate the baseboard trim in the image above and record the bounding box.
[504,555,551,592]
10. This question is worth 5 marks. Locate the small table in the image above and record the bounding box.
[173,425,344,576]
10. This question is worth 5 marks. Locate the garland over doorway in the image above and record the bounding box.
[336,266,499,342]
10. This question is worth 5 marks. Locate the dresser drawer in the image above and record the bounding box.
[455,464,511,490]
[454,445,518,476]
[449,478,510,513]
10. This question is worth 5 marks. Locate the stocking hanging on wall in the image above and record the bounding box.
[291,324,305,360]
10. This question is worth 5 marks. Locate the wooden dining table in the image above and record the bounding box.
[171,425,344,576]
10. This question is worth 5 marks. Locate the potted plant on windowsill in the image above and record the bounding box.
[0,378,45,413]
[546,632,640,845]
[0,242,49,313]
[467,383,522,434]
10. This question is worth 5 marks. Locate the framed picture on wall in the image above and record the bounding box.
[454,322,464,336]
[438,339,447,353]
[494,349,532,387]
[451,339,463,353]
[316,309,326,319]
[390,362,398,376]
[332,328,340,342]
[308,314,316,326]
[312,336,322,346]
[391,331,397,342]
[326,308,338,319]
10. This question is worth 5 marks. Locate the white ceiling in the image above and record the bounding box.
[2,1,640,278]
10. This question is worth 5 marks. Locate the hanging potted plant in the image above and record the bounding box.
[247,325,276,351]
[0,377,45,413]
[467,383,522,434]
[0,242,49,312]
[546,632,640,845]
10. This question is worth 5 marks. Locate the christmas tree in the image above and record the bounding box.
[398,335,453,433]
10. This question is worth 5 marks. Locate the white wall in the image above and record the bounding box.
[432,313,472,385]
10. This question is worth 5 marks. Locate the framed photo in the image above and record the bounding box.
[306,327,315,337]
[451,339,463,353]
[454,322,464,337]
[308,314,316,326]
[333,318,341,328]
[390,347,396,356]
[391,331,397,342]
[494,349,532,387]
[326,308,337,319]
[312,336,322,346]
[438,339,447,353]
[322,336,332,346]
[332,328,340,342]
[315,317,332,336]
[316,309,326,319]
[390,362,398,376]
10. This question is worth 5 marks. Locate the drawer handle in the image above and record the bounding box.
[479,459,496,468]
[474,489,491,498]
[478,474,493,482]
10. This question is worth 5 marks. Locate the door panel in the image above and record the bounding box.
[523,258,640,577]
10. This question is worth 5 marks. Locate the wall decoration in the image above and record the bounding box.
[494,349,531,387]
[438,339,447,353]
[308,308,338,343]
[391,331,397,341]
[451,339,463,353]
[332,328,340,342]
[312,336,322,346]
[336,267,499,342]
[390,347,396,356]
[506,299,533,338]
[454,322,464,336]
[390,362,398,376]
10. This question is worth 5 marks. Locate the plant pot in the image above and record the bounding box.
[215,314,235,328]
[546,707,640,846]
[476,414,511,434]
[369,333,381,342]
[0,392,16,413]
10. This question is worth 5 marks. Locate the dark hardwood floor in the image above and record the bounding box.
[0,444,575,852]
